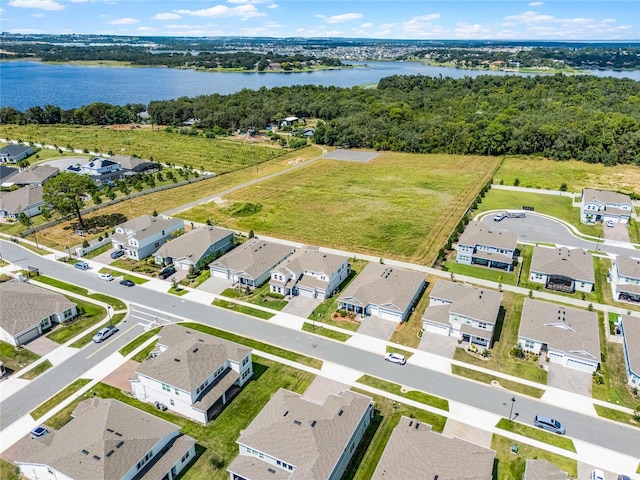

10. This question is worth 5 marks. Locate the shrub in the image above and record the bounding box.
[510,344,526,359]
[82,239,90,248]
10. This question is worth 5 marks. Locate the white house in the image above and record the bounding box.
[227,388,373,480]
[16,398,196,480]
[154,225,235,270]
[0,185,44,219]
[280,116,298,127]
[130,324,253,425]
[269,247,350,300]
[67,157,122,176]
[422,280,502,348]
[581,188,632,224]
[456,221,518,272]
[0,282,77,347]
[518,298,600,372]
[0,144,34,163]
[611,255,640,304]
[620,315,640,388]
[111,215,184,260]
[529,246,594,293]
[338,263,426,322]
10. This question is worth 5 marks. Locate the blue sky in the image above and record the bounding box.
[1,1,638,40]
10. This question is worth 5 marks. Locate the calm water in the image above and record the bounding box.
[2,60,639,111]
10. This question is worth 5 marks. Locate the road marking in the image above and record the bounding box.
[86,324,138,359]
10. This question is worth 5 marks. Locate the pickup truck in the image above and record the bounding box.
[494,211,526,221]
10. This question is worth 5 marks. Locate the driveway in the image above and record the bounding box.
[24,335,59,357]
[418,333,459,358]
[41,156,91,169]
[603,222,631,243]
[197,276,232,294]
[547,363,592,396]
[357,316,397,341]
[282,296,322,318]
[101,360,140,391]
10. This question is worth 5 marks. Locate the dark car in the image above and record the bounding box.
[110,249,125,259]
[119,279,135,287]
[158,266,176,280]
[30,426,49,439]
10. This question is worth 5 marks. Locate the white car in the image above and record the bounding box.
[384,352,407,365]
[606,220,615,228]
[590,469,605,480]
[92,326,117,343]
[99,273,114,281]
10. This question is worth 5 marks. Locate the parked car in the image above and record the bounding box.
[93,326,117,343]
[99,273,114,281]
[110,249,125,259]
[617,475,631,480]
[384,352,407,365]
[119,279,135,287]
[30,426,49,439]
[74,261,90,270]
[533,414,566,435]
[493,212,507,222]
[606,220,615,228]
[158,266,176,280]
[590,469,605,480]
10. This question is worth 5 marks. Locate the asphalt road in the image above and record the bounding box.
[2,240,639,458]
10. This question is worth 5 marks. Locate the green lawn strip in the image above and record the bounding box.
[70,313,126,348]
[83,243,111,259]
[594,405,640,428]
[119,327,161,356]
[357,374,449,411]
[181,269,210,289]
[212,299,275,320]
[495,418,576,452]
[302,322,352,342]
[168,286,189,296]
[607,312,620,334]
[30,378,91,420]
[348,388,447,480]
[34,275,127,310]
[593,338,639,409]
[443,260,519,286]
[18,360,53,380]
[96,268,149,285]
[131,340,158,363]
[385,346,413,359]
[0,341,41,373]
[452,365,545,398]
[46,299,106,344]
[220,288,243,299]
[491,433,577,479]
[0,459,20,480]
[181,322,322,369]
[220,283,288,311]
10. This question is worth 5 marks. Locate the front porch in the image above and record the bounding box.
[546,275,574,293]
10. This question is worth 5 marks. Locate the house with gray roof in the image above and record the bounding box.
[112,215,184,261]
[456,221,518,272]
[0,281,77,347]
[423,279,502,348]
[581,188,632,224]
[16,398,196,480]
[611,255,640,304]
[0,144,34,163]
[110,155,158,173]
[154,225,235,271]
[209,238,295,288]
[0,185,44,219]
[0,165,19,184]
[269,247,350,300]
[227,388,373,480]
[371,415,495,480]
[518,298,600,372]
[130,324,252,425]
[529,246,594,293]
[338,263,425,322]
[620,315,640,388]
[523,459,568,480]
[1,164,58,187]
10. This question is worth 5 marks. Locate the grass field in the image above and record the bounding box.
[178,152,501,264]
[357,374,449,411]
[496,418,576,452]
[30,378,91,420]
[0,340,41,373]
[46,299,106,344]
[119,327,161,356]
[443,257,520,285]
[212,299,275,319]
[451,365,545,398]
[0,459,20,480]
[302,322,352,341]
[18,360,53,380]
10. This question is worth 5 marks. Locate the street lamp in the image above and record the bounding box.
[509,396,516,421]
[107,306,113,327]
[595,235,601,253]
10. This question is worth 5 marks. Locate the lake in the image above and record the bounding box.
[2,60,639,111]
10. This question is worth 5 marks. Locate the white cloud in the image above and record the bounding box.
[401,13,443,37]
[528,1,543,6]
[152,12,181,20]
[454,22,491,38]
[174,4,265,20]
[504,11,555,24]
[327,13,363,24]
[8,0,64,11]
[360,22,372,28]
[137,26,157,32]
[267,3,277,8]
[31,12,45,17]
[108,17,139,25]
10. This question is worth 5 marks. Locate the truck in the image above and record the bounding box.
[494,211,526,221]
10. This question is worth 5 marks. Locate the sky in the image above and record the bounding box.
[1,0,638,41]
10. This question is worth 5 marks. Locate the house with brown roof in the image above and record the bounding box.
[456,221,518,272]
[611,255,640,304]
[130,324,253,425]
[338,263,426,322]
[16,398,196,480]
[227,388,373,480]
[0,185,44,219]
[269,247,350,300]
[209,238,295,288]
[523,459,568,480]
[371,415,495,480]
[581,188,632,224]
[529,246,594,293]
[518,298,600,372]
[154,225,235,271]
[422,279,502,348]
[0,281,77,347]
[111,215,184,260]
[620,315,640,388]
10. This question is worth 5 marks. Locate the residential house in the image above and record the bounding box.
[338,263,426,322]
[111,155,158,173]
[302,128,315,139]
[111,215,184,260]
[280,116,298,127]
[518,298,600,372]
[620,315,640,387]
[130,324,252,425]
[0,165,18,185]
[154,226,235,271]
[581,188,632,224]
[422,279,502,348]
[0,185,44,219]
[269,247,350,300]
[16,398,196,480]
[66,157,124,184]
[523,459,568,480]
[1,165,58,187]
[209,238,295,288]
[371,416,495,480]
[227,388,373,480]
[0,144,34,163]
[611,255,640,304]
[0,281,77,347]
[529,246,595,293]
[456,221,518,272]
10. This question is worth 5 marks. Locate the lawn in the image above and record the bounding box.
[18,360,53,380]
[443,258,520,286]
[357,374,449,411]
[0,459,20,480]
[119,327,161,356]
[221,283,288,311]
[0,340,41,373]
[302,322,352,342]
[33,276,127,310]
[212,299,275,320]
[451,365,545,398]
[69,312,126,348]
[594,404,640,428]
[495,418,576,452]
[46,299,107,344]
[389,275,436,348]
[30,378,91,420]
[178,152,501,264]
[132,340,158,362]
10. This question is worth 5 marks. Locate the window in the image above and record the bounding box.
[175,388,179,395]
[154,242,160,248]
[181,451,190,463]
[477,322,488,329]
[162,384,170,391]
[170,399,175,406]
[524,340,535,350]
[242,356,249,366]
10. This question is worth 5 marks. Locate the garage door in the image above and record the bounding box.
[424,322,451,336]
[211,268,229,279]
[298,287,315,298]
[379,309,402,322]
[566,358,597,373]
[15,326,41,346]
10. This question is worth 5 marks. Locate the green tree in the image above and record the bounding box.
[42,172,97,231]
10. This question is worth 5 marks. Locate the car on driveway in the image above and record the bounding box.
[119,279,135,287]
[110,249,125,259]
[533,414,566,435]
[93,326,117,343]
[158,266,176,280]
[74,261,90,270]
[606,220,615,228]
[30,426,49,439]
[590,469,605,480]
[384,352,407,365]
[99,273,114,281]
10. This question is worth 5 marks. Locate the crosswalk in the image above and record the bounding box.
[128,305,174,330]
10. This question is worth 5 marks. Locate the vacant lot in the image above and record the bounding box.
[179,152,500,264]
